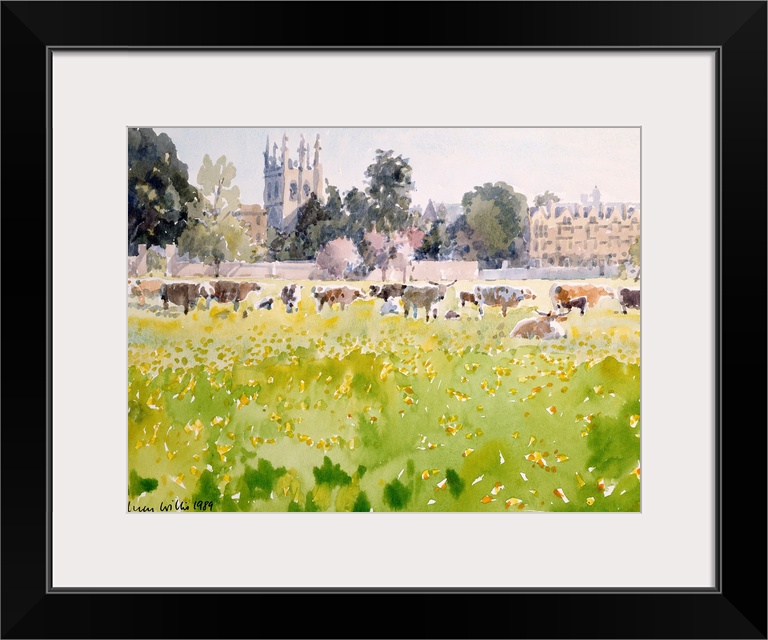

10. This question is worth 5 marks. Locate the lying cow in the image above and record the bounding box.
[401,280,457,322]
[380,298,401,315]
[128,278,164,306]
[520,287,537,300]
[550,283,615,311]
[561,295,587,315]
[510,310,569,340]
[311,285,366,312]
[208,281,262,315]
[257,297,274,311]
[368,283,407,301]
[459,291,478,307]
[618,288,640,314]
[474,285,526,318]
[160,282,211,315]
[280,284,302,313]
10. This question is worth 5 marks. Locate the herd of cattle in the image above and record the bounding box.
[128,278,639,340]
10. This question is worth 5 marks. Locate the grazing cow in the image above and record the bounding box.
[401,280,457,322]
[257,297,274,310]
[208,281,262,314]
[510,310,569,340]
[128,278,164,306]
[618,288,640,314]
[368,283,407,301]
[444,310,461,320]
[459,291,478,307]
[280,284,303,313]
[561,295,587,316]
[311,285,366,312]
[160,282,210,315]
[380,298,401,315]
[550,283,615,310]
[473,285,526,318]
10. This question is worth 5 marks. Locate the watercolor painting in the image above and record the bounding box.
[128,127,640,513]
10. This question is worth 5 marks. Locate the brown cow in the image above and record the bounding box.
[312,285,366,312]
[561,295,587,315]
[549,283,615,311]
[510,310,569,340]
[128,278,164,306]
[160,282,210,315]
[208,281,262,316]
[368,283,407,301]
[459,291,478,307]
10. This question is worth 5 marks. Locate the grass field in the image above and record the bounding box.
[127,278,640,513]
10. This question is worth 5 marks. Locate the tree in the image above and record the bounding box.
[128,128,199,254]
[315,238,364,279]
[359,230,395,279]
[457,181,528,267]
[280,184,347,260]
[534,190,561,206]
[364,149,417,235]
[177,155,251,276]
[444,214,475,261]
[416,220,447,259]
[267,227,291,261]
[342,186,372,242]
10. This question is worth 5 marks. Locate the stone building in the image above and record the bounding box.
[235,203,268,245]
[263,133,324,232]
[526,199,640,270]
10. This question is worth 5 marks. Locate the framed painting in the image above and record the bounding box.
[2,1,765,638]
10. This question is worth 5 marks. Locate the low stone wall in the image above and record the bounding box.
[480,264,621,280]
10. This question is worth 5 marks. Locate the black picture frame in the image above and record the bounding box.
[2,2,765,638]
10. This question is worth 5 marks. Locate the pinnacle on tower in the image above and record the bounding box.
[314,134,321,167]
[298,134,307,168]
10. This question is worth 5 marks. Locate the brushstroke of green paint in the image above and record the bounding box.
[383,478,410,511]
[313,456,352,488]
[128,470,158,498]
[352,491,372,512]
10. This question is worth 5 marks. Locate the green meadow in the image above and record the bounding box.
[127,278,640,513]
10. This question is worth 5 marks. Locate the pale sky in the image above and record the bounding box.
[154,127,640,211]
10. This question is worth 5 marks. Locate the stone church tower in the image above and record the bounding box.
[263,133,324,231]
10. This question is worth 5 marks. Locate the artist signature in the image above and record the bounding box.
[128,499,214,512]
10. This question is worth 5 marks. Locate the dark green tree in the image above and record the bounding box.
[416,220,447,259]
[457,181,528,266]
[128,128,199,254]
[364,149,417,235]
[291,188,347,259]
[269,181,347,261]
[342,186,372,242]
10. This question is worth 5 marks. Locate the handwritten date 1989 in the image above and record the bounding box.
[128,499,214,512]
